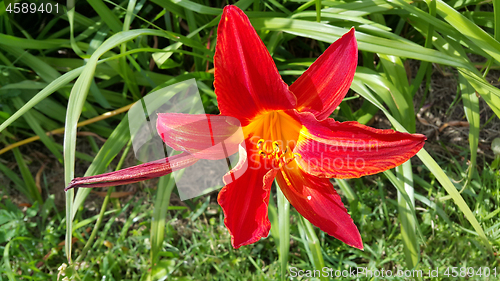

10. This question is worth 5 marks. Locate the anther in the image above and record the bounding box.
[273,141,280,152]
[257,139,265,149]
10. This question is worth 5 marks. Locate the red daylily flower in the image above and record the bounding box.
[66,5,426,250]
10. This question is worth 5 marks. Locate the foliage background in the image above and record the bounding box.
[0,0,499,280]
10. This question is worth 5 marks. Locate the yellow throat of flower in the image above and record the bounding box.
[243,110,302,167]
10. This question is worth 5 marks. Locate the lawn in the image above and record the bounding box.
[0,0,499,280]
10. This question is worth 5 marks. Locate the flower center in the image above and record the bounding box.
[243,110,302,167]
[256,139,302,168]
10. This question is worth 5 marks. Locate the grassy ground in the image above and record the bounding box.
[1,0,500,280]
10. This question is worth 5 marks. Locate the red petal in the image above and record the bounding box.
[217,140,278,248]
[290,28,357,120]
[157,113,243,160]
[276,162,362,249]
[294,115,426,178]
[214,6,296,126]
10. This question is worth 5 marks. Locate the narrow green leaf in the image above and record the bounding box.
[0,161,29,197]
[12,97,63,163]
[396,162,419,268]
[335,179,357,203]
[12,147,42,204]
[150,173,177,264]
[86,0,123,33]
[0,34,68,49]
[494,0,500,41]
[459,73,480,183]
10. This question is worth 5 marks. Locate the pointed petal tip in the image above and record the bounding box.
[217,143,275,250]
[345,27,357,44]
[291,28,358,119]
[336,226,364,250]
[230,228,269,249]
[222,5,244,19]
[215,3,297,124]
[223,205,271,249]
[223,4,239,12]
[350,239,364,250]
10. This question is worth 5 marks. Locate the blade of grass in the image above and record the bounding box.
[86,0,123,33]
[0,161,29,197]
[335,178,357,203]
[67,1,87,59]
[0,34,68,49]
[12,97,63,163]
[378,55,415,131]
[0,45,61,82]
[12,147,42,204]
[150,170,181,265]
[459,73,480,184]
[396,162,419,268]
[494,0,500,41]
[410,0,434,100]
[268,193,280,250]
[297,216,327,281]
[315,0,321,22]
[3,237,32,281]
[0,66,84,133]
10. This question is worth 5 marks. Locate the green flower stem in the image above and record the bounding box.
[276,180,290,281]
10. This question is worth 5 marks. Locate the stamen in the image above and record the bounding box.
[256,138,301,168]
